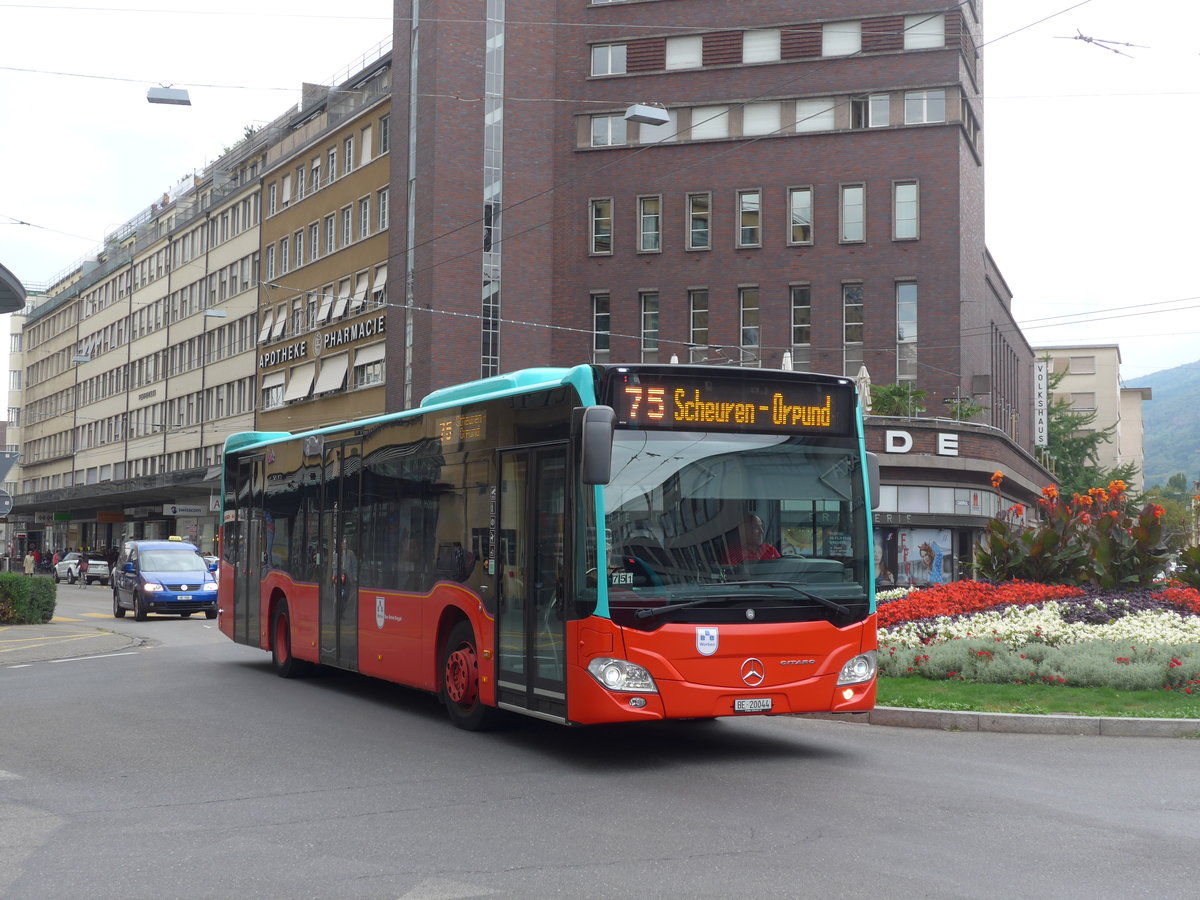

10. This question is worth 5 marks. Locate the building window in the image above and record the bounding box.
[823,21,861,56]
[742,101,781,136]
[840,184,865,243]
[341,206,353,247]
[897,282,918,381]
[905,89,946,124]
[690,105,730,140]
[689,290,709,362]
[311,159,321,193]
[1071,392,1097,411]
[737,189,761,247]
[740,287,760,360]
[352,344,385,388]
[593,293,610,358]
[591,115,627,147]
[343,136,355,175]
[665,35,702,70]
[361,125,373,166]
[743,29,781,64]
[309,223,320,263]
[265,245,276,280]
[641,292,659,361]
[268,183,277,216]
[795,99,836,132]
[893,181,919,240]
[904,13,945,50]
[294,230,304,269]
[1069,356,1096,375]
[328,147,337,183]
[378,187,389,231]
[261,373,285,409]
[791,285,812,369]
[359,197,370,238]
[844,284,864,376]
[278,237,289,274]
[638,109,678,144]
[590,198,613,254]
[591,43,626,75]
[788,187,813,245]
[638,196,661,252]
[379,114,390,154]
[852,93,890,128]
[687,193,711,250]
[325,214,335,255]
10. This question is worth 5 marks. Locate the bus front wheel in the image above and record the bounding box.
[440,621,499,731]
[271,601,313,679]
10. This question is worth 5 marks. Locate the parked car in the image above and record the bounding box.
[53,551,111,585]
[112,537,218,621]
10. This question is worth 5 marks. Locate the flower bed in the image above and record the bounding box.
[878,581,1200,693]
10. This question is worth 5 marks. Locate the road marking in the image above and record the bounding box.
[49,652,138,663]
[50,616,83,622]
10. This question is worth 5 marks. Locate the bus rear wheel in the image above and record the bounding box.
[271,601,313,679]
[441,621,499,731]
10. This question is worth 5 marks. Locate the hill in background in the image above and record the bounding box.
[1131,359,1200,488]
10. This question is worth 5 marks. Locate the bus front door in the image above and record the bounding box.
[495,446,568,722]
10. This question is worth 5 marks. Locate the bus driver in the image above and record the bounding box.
[723,514,782,565]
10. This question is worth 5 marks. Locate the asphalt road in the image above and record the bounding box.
[2,588,1197,898]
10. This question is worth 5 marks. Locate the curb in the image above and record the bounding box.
[803,707,1200,738]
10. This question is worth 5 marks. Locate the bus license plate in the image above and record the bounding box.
[734,698,772,713]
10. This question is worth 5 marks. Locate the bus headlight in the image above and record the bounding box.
[587,658,659,693]
[836,651,877,686]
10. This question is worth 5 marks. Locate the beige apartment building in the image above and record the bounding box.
[1036,344,1152,492]
[5,45,391,561]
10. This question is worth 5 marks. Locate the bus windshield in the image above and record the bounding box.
[602,430,871,629]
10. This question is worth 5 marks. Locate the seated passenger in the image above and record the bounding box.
[722,514,783,565]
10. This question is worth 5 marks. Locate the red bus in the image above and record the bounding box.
[219,364,879,728]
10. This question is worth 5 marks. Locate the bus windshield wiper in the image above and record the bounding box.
[633,583,851,620]
[633,594,771,620]
[730,581,851,616]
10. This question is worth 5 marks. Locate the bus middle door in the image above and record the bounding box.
[495,445,568,722]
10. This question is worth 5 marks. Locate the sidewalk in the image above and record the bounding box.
[0,619,140,666]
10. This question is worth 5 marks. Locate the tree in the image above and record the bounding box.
[869,383,926,417]
[1141,473,1195,553]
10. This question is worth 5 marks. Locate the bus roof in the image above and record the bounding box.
[223,365,598,456]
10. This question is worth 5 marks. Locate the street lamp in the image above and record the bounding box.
[624,104,669,126]
[147,87,191,106]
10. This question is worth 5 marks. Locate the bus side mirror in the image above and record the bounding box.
[866,452,881,509]
[575,406,615,485]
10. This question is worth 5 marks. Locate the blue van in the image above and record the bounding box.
[112,537,218,621]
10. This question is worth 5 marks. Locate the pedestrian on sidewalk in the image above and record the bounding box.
[79,554,89,588]
[23,550,35,576]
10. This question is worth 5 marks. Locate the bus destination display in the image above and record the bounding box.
[612,375,852,435]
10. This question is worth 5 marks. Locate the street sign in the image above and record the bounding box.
[0,490,13,518]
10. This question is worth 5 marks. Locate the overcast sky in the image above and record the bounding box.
[2,0,1196,385]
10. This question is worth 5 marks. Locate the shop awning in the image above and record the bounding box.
[313,353,348,394]
[282,362,316,402]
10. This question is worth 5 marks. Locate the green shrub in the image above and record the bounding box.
[880,637,1200,692]
[1174,545,1200,590]
[0,573,56,624]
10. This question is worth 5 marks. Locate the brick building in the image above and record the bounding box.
[389,0,1048,583]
